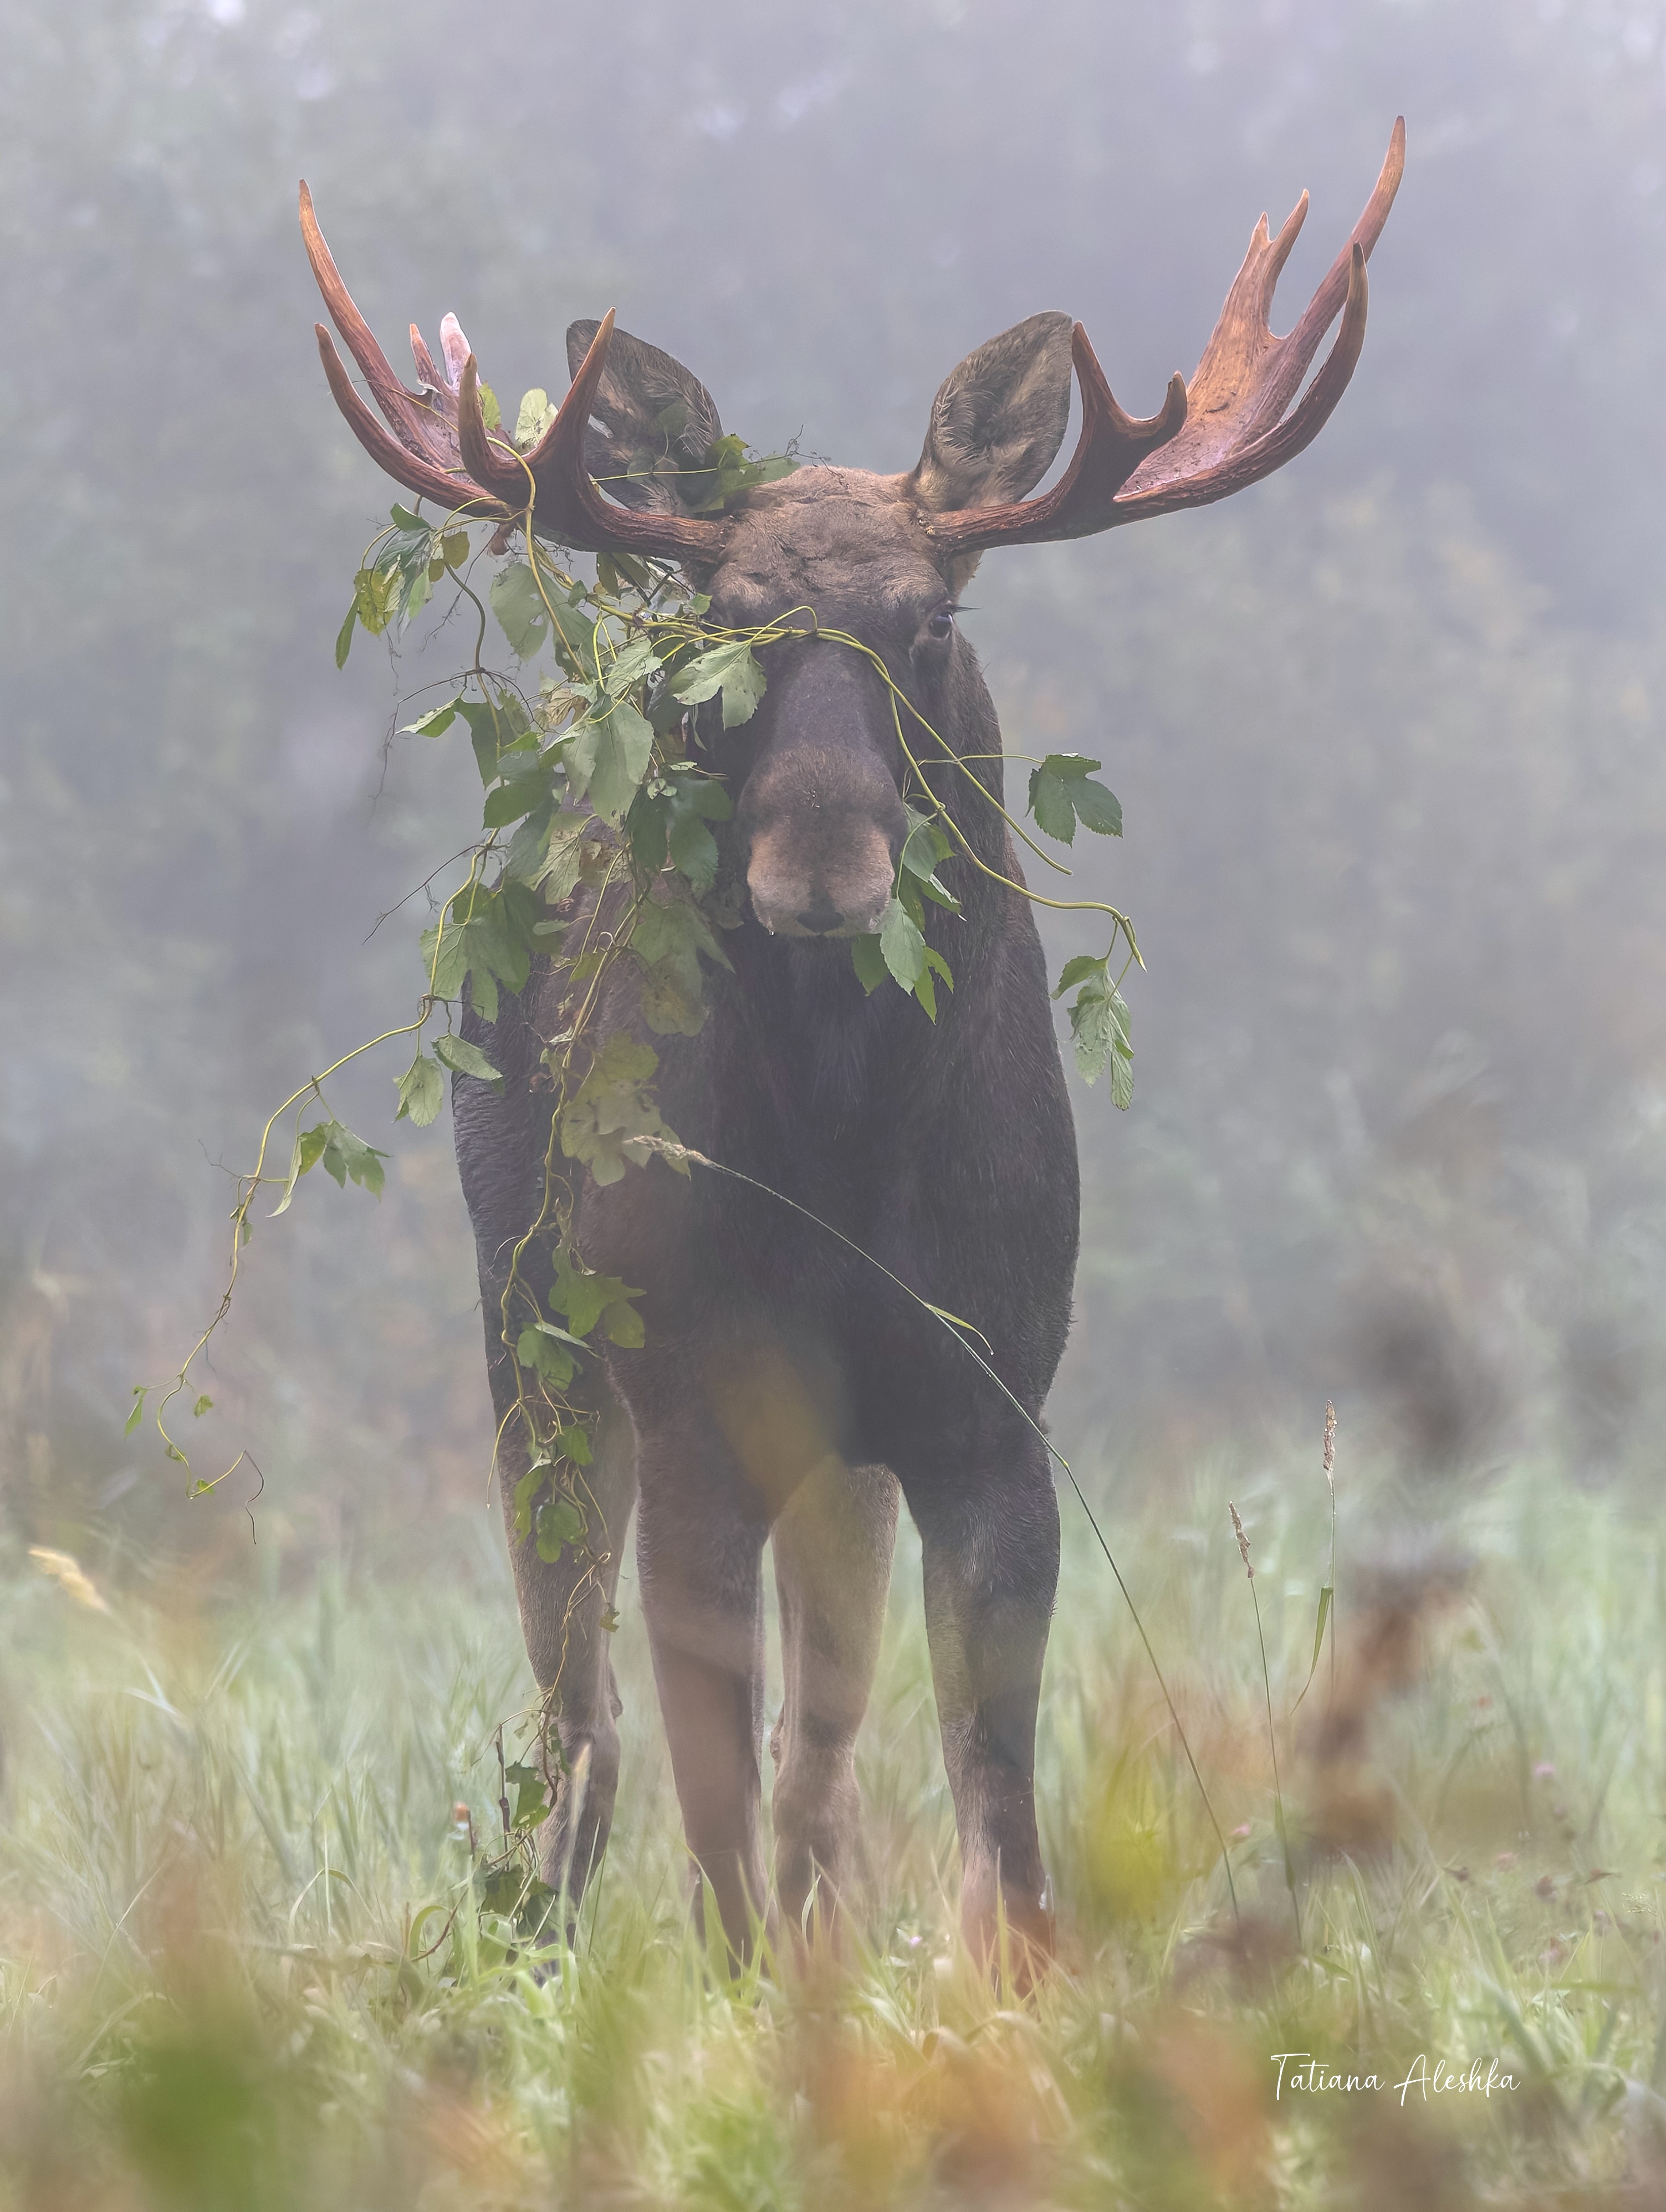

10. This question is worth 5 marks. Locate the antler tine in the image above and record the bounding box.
[918,119,1403,557]
[456,355,541,504]
[1121,115,1404,496]
[314,324,510,518]
[299,183,451,467]
[408,324,457,423]
[1109,240,1369,525]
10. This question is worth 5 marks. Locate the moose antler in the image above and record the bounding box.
[299,183,728,561]
[919,119,1404,555]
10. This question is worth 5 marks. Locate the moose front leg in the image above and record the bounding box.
[504,1396,637,1909]
[909,1432,1060,1971]
[770,1457,900,1940]
[633,1416,771,1960]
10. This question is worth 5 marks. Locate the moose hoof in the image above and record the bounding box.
[962,1863,1055,1987]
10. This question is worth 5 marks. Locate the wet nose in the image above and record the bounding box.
[794,890,845,935]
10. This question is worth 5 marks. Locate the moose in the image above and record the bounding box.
[301,122,1402,1966]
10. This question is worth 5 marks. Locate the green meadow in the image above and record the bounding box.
[4,1450,1660,2208]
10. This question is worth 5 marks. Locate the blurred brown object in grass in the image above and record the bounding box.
[1305,1549,1469,1857]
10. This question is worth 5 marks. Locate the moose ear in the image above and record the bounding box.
[566,320,724,517]
[908,311,1076,513]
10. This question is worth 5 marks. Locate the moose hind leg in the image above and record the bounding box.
[908,1425,1060,1972]
[770,1459,899,1939]
[505,1397,638,1911]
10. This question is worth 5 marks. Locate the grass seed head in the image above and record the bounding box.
[27,1547,110,1614]
[1228,1502,1253,1579]
[1322,1401,1337,1488]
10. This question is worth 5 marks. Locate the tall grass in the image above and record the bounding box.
[2,1448,1662,2208]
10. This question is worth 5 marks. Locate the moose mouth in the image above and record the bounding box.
[746,839,896,939]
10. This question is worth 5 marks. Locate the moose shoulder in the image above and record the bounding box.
[301,121,1402,1968]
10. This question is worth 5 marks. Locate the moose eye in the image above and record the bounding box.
[925,607,955,642]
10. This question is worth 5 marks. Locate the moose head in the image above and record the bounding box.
[302,121,1401,950]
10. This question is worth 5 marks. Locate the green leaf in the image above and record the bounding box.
[671,639,767,727]
[352,563,401,638]
[545,600,599,680]
[402,698,460,738]
[395,1050,444,1127]
[433,1033,503,1088]
[504,1761,550,1831]
[1289,1583,1335,1717]
[401,561,433,624]
[510,810,590,901]
[1052,954,1104,998]
[1028,762,1078,842]
[515,1325,576,1390]
[490,562,551,660]
[565,697,655,826]
[192,1394,213,1417]
[550,1419,593,1466]
[628,788,672,877]
[456,693,514,785]
[602,1301,645,1348]
[1062,959,1133,1097]
[602,634,661,698]
[320,1120,389,1197]
[270,1119,330,1217]
[477,381,501,431]
[558,1035,682,1186]
[918,945,954,1020]
[1071,775,1123,837]
[850,933,886,995]
[535,1491,587,1563]
[629,895,731,1037]
[124,1386,147,1438]
[482,779,544,829]
[682,433,799,513]
[549,1240,645,1341]
[878,897,926,991]
[421,914,470,1001]
[1028,753,1123,844]
[512,1461,546,1542]
[1110,1040,1134,1111]
[513,387,558,450]
[667,812,718,891]
[659,771,731,893]
[334,603,357,668]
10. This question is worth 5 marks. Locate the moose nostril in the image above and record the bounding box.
[795,892,845,936]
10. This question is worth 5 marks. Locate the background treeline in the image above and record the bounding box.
[4,0,1664,1563]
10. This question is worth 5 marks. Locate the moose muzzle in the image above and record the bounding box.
[737,646,907,939]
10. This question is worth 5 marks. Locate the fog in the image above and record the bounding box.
[4,0,1664,1566]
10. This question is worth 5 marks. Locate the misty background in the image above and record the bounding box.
[4,0,1663,1573]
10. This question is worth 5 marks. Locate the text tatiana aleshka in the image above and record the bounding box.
[1271,2053,1521,2106]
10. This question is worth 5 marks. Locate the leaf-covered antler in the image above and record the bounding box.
[917,119,1404,554]
[299,183,729,562]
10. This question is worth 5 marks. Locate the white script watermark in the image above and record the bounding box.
[1271,2052,1521,2106]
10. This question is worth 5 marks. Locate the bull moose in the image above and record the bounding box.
[301,121,1402,1965]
